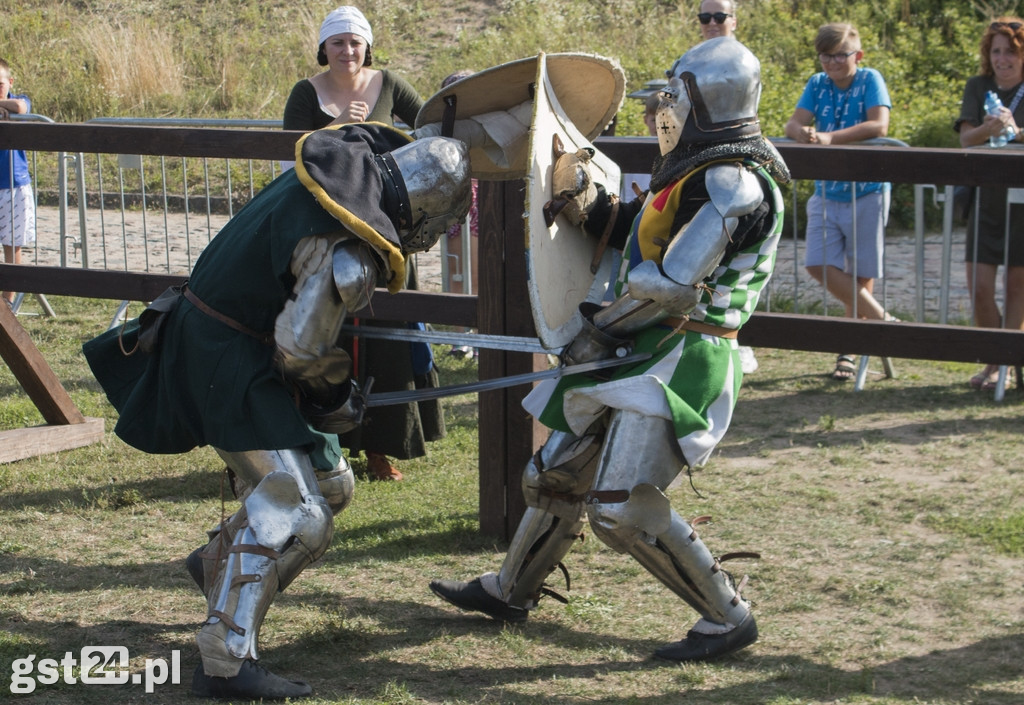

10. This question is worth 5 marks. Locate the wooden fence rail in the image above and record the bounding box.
[2,122,1024,538]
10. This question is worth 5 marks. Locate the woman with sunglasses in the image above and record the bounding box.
[697,0,736,40]
[955,17,1024,391]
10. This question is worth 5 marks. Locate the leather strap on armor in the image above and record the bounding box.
[184,287,274,345]
[441,95,457,138]
[590,193,620,274]
[660,315,738,339]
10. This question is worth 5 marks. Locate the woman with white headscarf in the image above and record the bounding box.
[283,6,422,129]
[284,7,444,484]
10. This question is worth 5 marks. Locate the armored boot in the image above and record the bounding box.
[191,450,340,698]
[585,410,759,662]
[431,430,601,618]
[190,660,312,700]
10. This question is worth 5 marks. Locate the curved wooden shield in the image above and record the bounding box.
[524,54,623,349]
[416,53,624,181]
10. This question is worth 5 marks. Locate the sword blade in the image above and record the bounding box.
[365,352,651,407]
[340,324,550,354]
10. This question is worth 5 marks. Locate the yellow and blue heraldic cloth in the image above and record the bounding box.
[524,160,784,468]
[83,123,416,471]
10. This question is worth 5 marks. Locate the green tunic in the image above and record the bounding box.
[83,124,412,471]
[282,70,423,131]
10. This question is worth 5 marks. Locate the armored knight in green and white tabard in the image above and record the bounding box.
[431,37,791,662]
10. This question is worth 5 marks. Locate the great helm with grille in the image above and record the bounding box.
[656,37,762,156]
[385,136,472,253]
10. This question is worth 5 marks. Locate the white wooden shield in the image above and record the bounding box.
[524,54,624,349]
[416,53,624,181]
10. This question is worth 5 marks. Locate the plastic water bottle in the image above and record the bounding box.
[984,91,1017,147]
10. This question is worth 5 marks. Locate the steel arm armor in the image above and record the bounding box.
[273,236,380,431]
[564,163,764,365]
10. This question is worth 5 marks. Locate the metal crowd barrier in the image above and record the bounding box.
[4,113,53,315]
[5,117,1018,350]
[767,137,910,388]
[8,116,467,303]
[916,143,1024,399]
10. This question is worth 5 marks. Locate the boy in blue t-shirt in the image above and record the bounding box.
[0,57,35,306]
[784,23,894,380]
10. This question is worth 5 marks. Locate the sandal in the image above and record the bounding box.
[831,355,856,381]
[980,368,1014,392]
[969,370,992,390]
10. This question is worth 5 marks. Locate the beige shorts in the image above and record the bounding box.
[0,185,37,248]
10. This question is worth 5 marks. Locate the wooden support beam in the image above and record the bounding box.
[0,419,105,465]
[0,122,299,161]
[0,264,478,327]
[476,180,546,539]
[595,137,1024,188]
[0,297,84,425]
[739,313,1024,366]
[0,298,104,465]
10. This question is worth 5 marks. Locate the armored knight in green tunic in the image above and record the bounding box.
[83,123,471,699]
[430,38,790,663]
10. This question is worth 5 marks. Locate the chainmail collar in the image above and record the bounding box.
[650,135,791,193]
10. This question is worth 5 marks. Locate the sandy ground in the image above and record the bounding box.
[19,204,976,322]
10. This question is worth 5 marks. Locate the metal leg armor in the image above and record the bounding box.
[586,409,751,630]
[485,428,602,609]
[195,448,346,678]
[430,429,603,620]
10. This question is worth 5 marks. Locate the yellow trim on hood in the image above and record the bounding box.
[294,123,413,293]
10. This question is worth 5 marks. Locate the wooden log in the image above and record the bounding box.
[0,418,105,465]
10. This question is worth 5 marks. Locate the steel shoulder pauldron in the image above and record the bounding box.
[623,162,763,318]
[659,162,763,286]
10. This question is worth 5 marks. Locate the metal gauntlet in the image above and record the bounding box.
[300,378,367,434]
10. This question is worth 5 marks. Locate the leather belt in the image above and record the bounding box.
[183,287,274,345]
[659,315,739,339]
[590,193,620,274]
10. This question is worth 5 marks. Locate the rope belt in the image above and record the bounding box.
[183,287,274,345]
[659,315,739,339]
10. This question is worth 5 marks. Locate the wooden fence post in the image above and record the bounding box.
[476,179,548,539]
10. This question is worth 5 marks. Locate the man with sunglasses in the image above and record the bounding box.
[665,1,737,79]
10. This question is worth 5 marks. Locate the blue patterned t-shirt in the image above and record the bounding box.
[795,67,891,200]
[0,92,32,189]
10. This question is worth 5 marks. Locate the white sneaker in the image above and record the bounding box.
[738,346,758,374]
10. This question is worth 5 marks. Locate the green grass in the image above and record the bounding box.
[1,296,1023,703]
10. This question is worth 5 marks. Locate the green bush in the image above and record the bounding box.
[1,0,1005,231]
[2,0,995,137]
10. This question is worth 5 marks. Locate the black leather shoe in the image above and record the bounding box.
[429,578,528,623]
[190,661,313,700]
[654,614,758,662]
